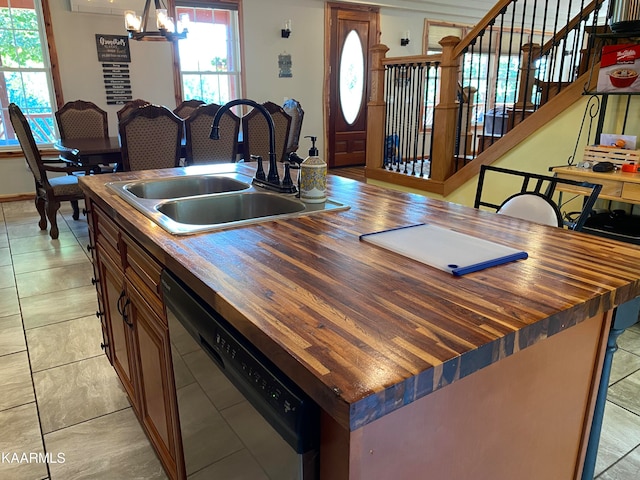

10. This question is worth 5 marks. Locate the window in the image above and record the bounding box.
[175,2,241,104]
[0,0,58,148]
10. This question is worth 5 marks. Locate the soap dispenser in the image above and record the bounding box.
[299,135,327,203]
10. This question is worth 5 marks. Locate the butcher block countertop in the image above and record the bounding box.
[79,163,640,432]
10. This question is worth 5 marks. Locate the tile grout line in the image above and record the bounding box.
[2,204,93,480]
[2,202,52,480]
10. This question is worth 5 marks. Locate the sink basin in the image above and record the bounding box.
[106,170,349,235]
[157,192,306,225]
[154,191,348,234]
[123,174,251,199]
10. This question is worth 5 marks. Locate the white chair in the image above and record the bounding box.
[474,165,602,231]
[497,193,562,227]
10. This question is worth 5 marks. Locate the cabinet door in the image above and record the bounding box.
[97,246,139,414]
[126,280,182,480]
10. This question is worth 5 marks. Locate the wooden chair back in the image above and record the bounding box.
[9,103,88,238]
[56,100,108,139]
[185,103,240,165]
[119,105,183,171]
[117,99,151,122]
[174,99,206,119]
[9,103,47,185]
[241,101,291,163]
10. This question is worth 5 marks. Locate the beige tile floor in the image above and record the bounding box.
[0,198,639,479]
[0,200,166,480]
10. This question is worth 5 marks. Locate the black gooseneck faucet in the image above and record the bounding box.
[210,99,296,193]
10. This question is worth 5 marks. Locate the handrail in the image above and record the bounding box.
[453,0,513,58]
[382,54,442,66]
[539,0,605,55]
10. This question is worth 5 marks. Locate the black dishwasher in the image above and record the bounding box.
[161,270,319,479]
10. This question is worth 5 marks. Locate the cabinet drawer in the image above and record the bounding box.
[555,173,623,199]
[122,234,164,317]
[94,205,122,264]
[622,182,640,202]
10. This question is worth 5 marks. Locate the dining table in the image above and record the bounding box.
[54,136,200,171]
[54,136,122,171]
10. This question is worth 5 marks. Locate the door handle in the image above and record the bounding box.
[116,290,126,316]
[122,298,133,329]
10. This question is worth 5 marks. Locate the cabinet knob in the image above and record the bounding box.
[87,244,95,253]
[100,342,108,350]
[82,208,90,216]
[96,311,103,318]
[91,277,99,285]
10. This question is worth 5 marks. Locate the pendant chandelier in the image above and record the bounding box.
[124,0,188,42]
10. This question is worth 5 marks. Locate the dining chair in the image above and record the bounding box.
[55,100,108,139]
[474,165,602,231]
[119,104,183,171]
[9,103,93,239]
[117,98,151,122]
[55,99,113,170]
[242,101,291,163]
[282,98,304,154]
[185,103,240,165]
[173,99,206,119]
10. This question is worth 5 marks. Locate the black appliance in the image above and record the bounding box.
[161,270,319,479]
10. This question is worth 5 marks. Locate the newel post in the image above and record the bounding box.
[366,44,390,172]
[430,36,461,183]
[515,43,541,109]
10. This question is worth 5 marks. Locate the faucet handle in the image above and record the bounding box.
[251,155,266,181]
[282,163,294,187]
[288,152,304,165]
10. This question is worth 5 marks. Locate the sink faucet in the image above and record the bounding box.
[210,99,296,194]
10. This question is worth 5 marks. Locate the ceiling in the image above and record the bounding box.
[323,0,496,24]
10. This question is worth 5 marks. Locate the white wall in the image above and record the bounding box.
[50,2,176,138]
[242,0,325,156]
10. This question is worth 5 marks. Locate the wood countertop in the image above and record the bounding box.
[80,164,640,432]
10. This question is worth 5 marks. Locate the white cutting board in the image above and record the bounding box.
[360,223,527,276]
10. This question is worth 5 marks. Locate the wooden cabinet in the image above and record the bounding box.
[85,205,111,363]
[86,199,182,480]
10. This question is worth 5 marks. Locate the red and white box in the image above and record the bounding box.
[597,44,640,93]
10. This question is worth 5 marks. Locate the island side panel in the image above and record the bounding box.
[345,311,610,480]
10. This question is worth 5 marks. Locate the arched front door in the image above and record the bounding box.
[326,3,379,167]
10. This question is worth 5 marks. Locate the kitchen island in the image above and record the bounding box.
[80,163,640,480]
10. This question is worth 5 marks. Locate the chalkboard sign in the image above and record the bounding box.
[95,34,131,63]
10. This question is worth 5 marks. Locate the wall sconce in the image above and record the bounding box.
[125,0,188,42]
[281,19,292,38]
[400,31,410,46]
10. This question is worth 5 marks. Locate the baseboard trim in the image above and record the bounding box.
[0,194,34,203]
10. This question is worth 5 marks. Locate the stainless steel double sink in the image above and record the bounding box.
[106,171,349,235]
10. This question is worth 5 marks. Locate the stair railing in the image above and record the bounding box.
[366,0,612,191]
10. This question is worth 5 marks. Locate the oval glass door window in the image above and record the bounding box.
[339,30,364,125]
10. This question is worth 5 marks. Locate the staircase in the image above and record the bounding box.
[365,0,613,197]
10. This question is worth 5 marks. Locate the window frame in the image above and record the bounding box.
[0,0,63,154]
[171,0,244,106]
